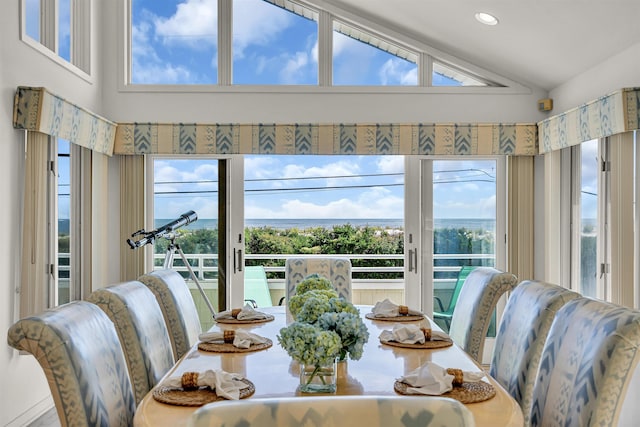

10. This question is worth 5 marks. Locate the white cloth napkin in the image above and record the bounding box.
[398,362,485,395]
[161,369,247,400]
[371,298,423,317]
[379,324,449,344]
[198,329,268,349]
[215,303,270,321]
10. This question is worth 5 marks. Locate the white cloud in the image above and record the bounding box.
[132,14,202,84]
[154,0,218,47]
[245,186,403,219]
[376,157,404,174]
[232,0,293,58]
[379,58,417,85]
[133,63,195,84]
[279,51,310,84]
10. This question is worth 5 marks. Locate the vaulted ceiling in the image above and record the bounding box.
[323,0,640,91]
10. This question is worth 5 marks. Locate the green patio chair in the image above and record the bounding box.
[433,265,476,330]
[244,266,274,307]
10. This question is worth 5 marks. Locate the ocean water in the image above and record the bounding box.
[154,218,496,232]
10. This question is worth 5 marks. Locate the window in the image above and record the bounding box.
[58,139,71,305]
[127,0,507,88]
[20,0,91,74]
[575,139,599,298]
[244,155,405,305]
[131,0,217,84]
[148,156,248,319]
[332,21,417,86]
[432,61,499,87]
[233,0,318,85]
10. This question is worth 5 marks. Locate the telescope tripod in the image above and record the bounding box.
[162,234,216,318]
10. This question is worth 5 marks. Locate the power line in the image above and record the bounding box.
[154,169,495,185]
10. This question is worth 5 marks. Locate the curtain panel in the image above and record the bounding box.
[13,86,117,156]
[538,87,640,154]
[20,132,53,317]
[113,123,538,156]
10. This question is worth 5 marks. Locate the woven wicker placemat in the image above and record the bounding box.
[198,338,273,353]
[380,337,453,349]
[365,313,425,322]
[215,314,275,324]
[393,380,496,404]
[152,378,255,406]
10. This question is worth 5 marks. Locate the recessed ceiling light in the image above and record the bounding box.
[475,12,499,26]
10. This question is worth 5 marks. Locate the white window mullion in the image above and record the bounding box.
[318,10,332,86]
[421,53,432,87]
[219,0,232,85]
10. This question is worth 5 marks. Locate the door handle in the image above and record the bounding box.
[412,248,418,274]
[236,249,243,272]
[409,249,413,273]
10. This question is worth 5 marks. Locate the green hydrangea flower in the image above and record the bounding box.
[288,289,338,317]
[277,321,341,366]
[295,274,334,295]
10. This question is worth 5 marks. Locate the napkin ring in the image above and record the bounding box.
[223,330,235,343]
[181,372,199,390]
[231,308,242,318]
[421,327,432,341]
[399,305,409,315]
[446,368,464,386]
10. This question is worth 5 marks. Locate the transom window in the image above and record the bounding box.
[129,0,501,87]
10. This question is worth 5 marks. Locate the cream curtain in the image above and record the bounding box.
[507,156,535,281]
[119,155,146,281]
[20,132,54,317]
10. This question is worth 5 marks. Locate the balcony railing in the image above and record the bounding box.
[59,252,495,290]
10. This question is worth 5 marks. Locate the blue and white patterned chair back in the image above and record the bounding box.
[448,267,518,363]
[489,280,580,426]
[530,297,640,427]
[6,301,136,427]
[285,257,352,301]
[138,269,202,360]
[188,396,475,427]
[88,281,176,405]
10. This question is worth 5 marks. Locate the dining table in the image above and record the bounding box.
[134,305,524,427]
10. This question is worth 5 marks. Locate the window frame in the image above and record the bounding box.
[122,0,527,92]
[20,0,93,81]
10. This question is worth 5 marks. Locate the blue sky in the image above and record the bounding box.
[130,0,420,85]
[152,156,500,221]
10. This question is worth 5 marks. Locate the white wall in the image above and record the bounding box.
[100,0,550,124]
[0,0,104,424]
[550,41,640,113]
[2,0,640,425]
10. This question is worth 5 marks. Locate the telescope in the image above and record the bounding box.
[127,210,198,249]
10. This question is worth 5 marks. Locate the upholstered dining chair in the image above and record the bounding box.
[188,396,476,427]
[285,257,352,302]
[7,301,136,427]
[138,269,202,360]
[489,280,580,426]
[448,267,518,363]
[529,297,640,427]
[87,280,176,405]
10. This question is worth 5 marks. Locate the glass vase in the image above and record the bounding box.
[299,359,337,393]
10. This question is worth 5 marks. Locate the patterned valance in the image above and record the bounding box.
[114,123,537,156]
[13,86,116,156]
[538,87,640,154]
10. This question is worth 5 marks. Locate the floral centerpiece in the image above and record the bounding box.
[278,274,369,392]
